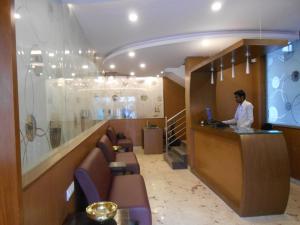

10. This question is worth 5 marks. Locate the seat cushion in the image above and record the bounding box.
[97,135,116,162]
[117,138,133,152]
[116,152,140,174]
[109,175,152,225]
[75,148,112,204]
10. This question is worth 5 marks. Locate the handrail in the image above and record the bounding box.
[168,132,186,146]
[168,127,186,140]
[167,116,186,129]
[165,108,186,153]
[167,109,186,122]
[168,121,186,134]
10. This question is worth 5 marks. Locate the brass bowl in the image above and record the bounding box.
[86,202,118,222]
[112,145,122,151]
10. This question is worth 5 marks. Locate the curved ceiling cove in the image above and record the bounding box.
[103,29,299,64]
[68,0,300,79]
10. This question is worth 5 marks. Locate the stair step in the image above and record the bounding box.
[171,146,187,163]
[181,140,187,147]
[164,152,187,169]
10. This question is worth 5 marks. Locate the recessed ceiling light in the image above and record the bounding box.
[211,1,222,12]
[128,12,138,22]
[48,52,55,57]
[130,72,135,76]
[51,65,57,69]
[82,65,89,69]
[128,51,136,58]
[110,64,116,69]
[160,71,164,74]
[156,74,160,78]
[140,63,146,68]
[67,4,73,9]
[71,73,76,77]
[65,50,70,55]
[78,50,82,54]
[201,39,210,47]
[14,13,21,19]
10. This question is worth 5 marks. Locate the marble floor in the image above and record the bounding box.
[134,147,300,225]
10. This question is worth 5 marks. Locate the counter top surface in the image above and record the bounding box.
[192,124,282,135]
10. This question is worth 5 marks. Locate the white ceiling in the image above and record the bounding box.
[65,0,300,76]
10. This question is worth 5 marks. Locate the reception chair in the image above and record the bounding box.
[75,148,152,225]
[106,126,133,152]
[97,134,140,174]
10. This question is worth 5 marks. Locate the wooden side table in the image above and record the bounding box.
[143,127,163,154]
[62,209,137,225]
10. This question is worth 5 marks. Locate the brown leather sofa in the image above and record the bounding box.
[97,134,140,174]
[106,126,133,152]
[75,148,152,225]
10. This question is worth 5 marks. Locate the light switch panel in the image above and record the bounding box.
[65,181,74,202]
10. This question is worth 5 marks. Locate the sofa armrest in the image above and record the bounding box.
[109,162,127,175]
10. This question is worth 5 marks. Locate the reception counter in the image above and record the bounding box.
[191,125,290,217]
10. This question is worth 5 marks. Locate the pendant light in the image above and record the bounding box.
[210,63,214,84]
[231,52,235,79]
[220,58,224,81]
[245,46,250,74]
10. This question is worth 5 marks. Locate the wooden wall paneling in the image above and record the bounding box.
[109,118,165,146]
[185,57,207,168]
[163,77,185,118]
[0,1,23,225]
[22,121,109,225]
[163,77,186,140]
[274,126,300,179]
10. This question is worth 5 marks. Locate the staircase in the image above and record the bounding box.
[164,109,188,169]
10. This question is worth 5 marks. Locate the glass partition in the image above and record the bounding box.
[15,0,164,173]
[266,40,300,128]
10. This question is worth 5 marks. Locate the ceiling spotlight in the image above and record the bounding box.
[140,63,146,69]
[211,1,222,12]
[201,39,210,47]
[128,12,138,22]
[160,71,164,74]
[67,4,73,9]
[82,65,89,69]
[14,13,21,19]
[128,51,136,58]
[48,52,55,57]
[130,72,135,76]
[78,50,82,54]
[65,50,70,55]
[156,74,160,78]
[71,73,76,77]
[110,64,116,69]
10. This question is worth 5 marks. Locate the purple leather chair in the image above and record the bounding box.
[75,148,152,225]
[106,126,133,152]
[97,134,140,174]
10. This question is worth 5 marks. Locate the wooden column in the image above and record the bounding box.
[0,1,23,225]
[184,57,207,168]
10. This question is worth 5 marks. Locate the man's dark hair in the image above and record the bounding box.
[234,89,246,98]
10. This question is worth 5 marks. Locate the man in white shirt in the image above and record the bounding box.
[223,90,254,128]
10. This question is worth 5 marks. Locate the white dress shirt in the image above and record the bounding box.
[223,100,254,128]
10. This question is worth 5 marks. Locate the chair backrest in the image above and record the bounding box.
[75,148,112,204]
[96,134,116,162]
[106,126,118,145]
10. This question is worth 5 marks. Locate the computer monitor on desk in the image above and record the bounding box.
[204,107,229,128]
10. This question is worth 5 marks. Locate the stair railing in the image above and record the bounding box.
[165,109,186,154]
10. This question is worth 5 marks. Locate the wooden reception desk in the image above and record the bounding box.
[191,125,290,217]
